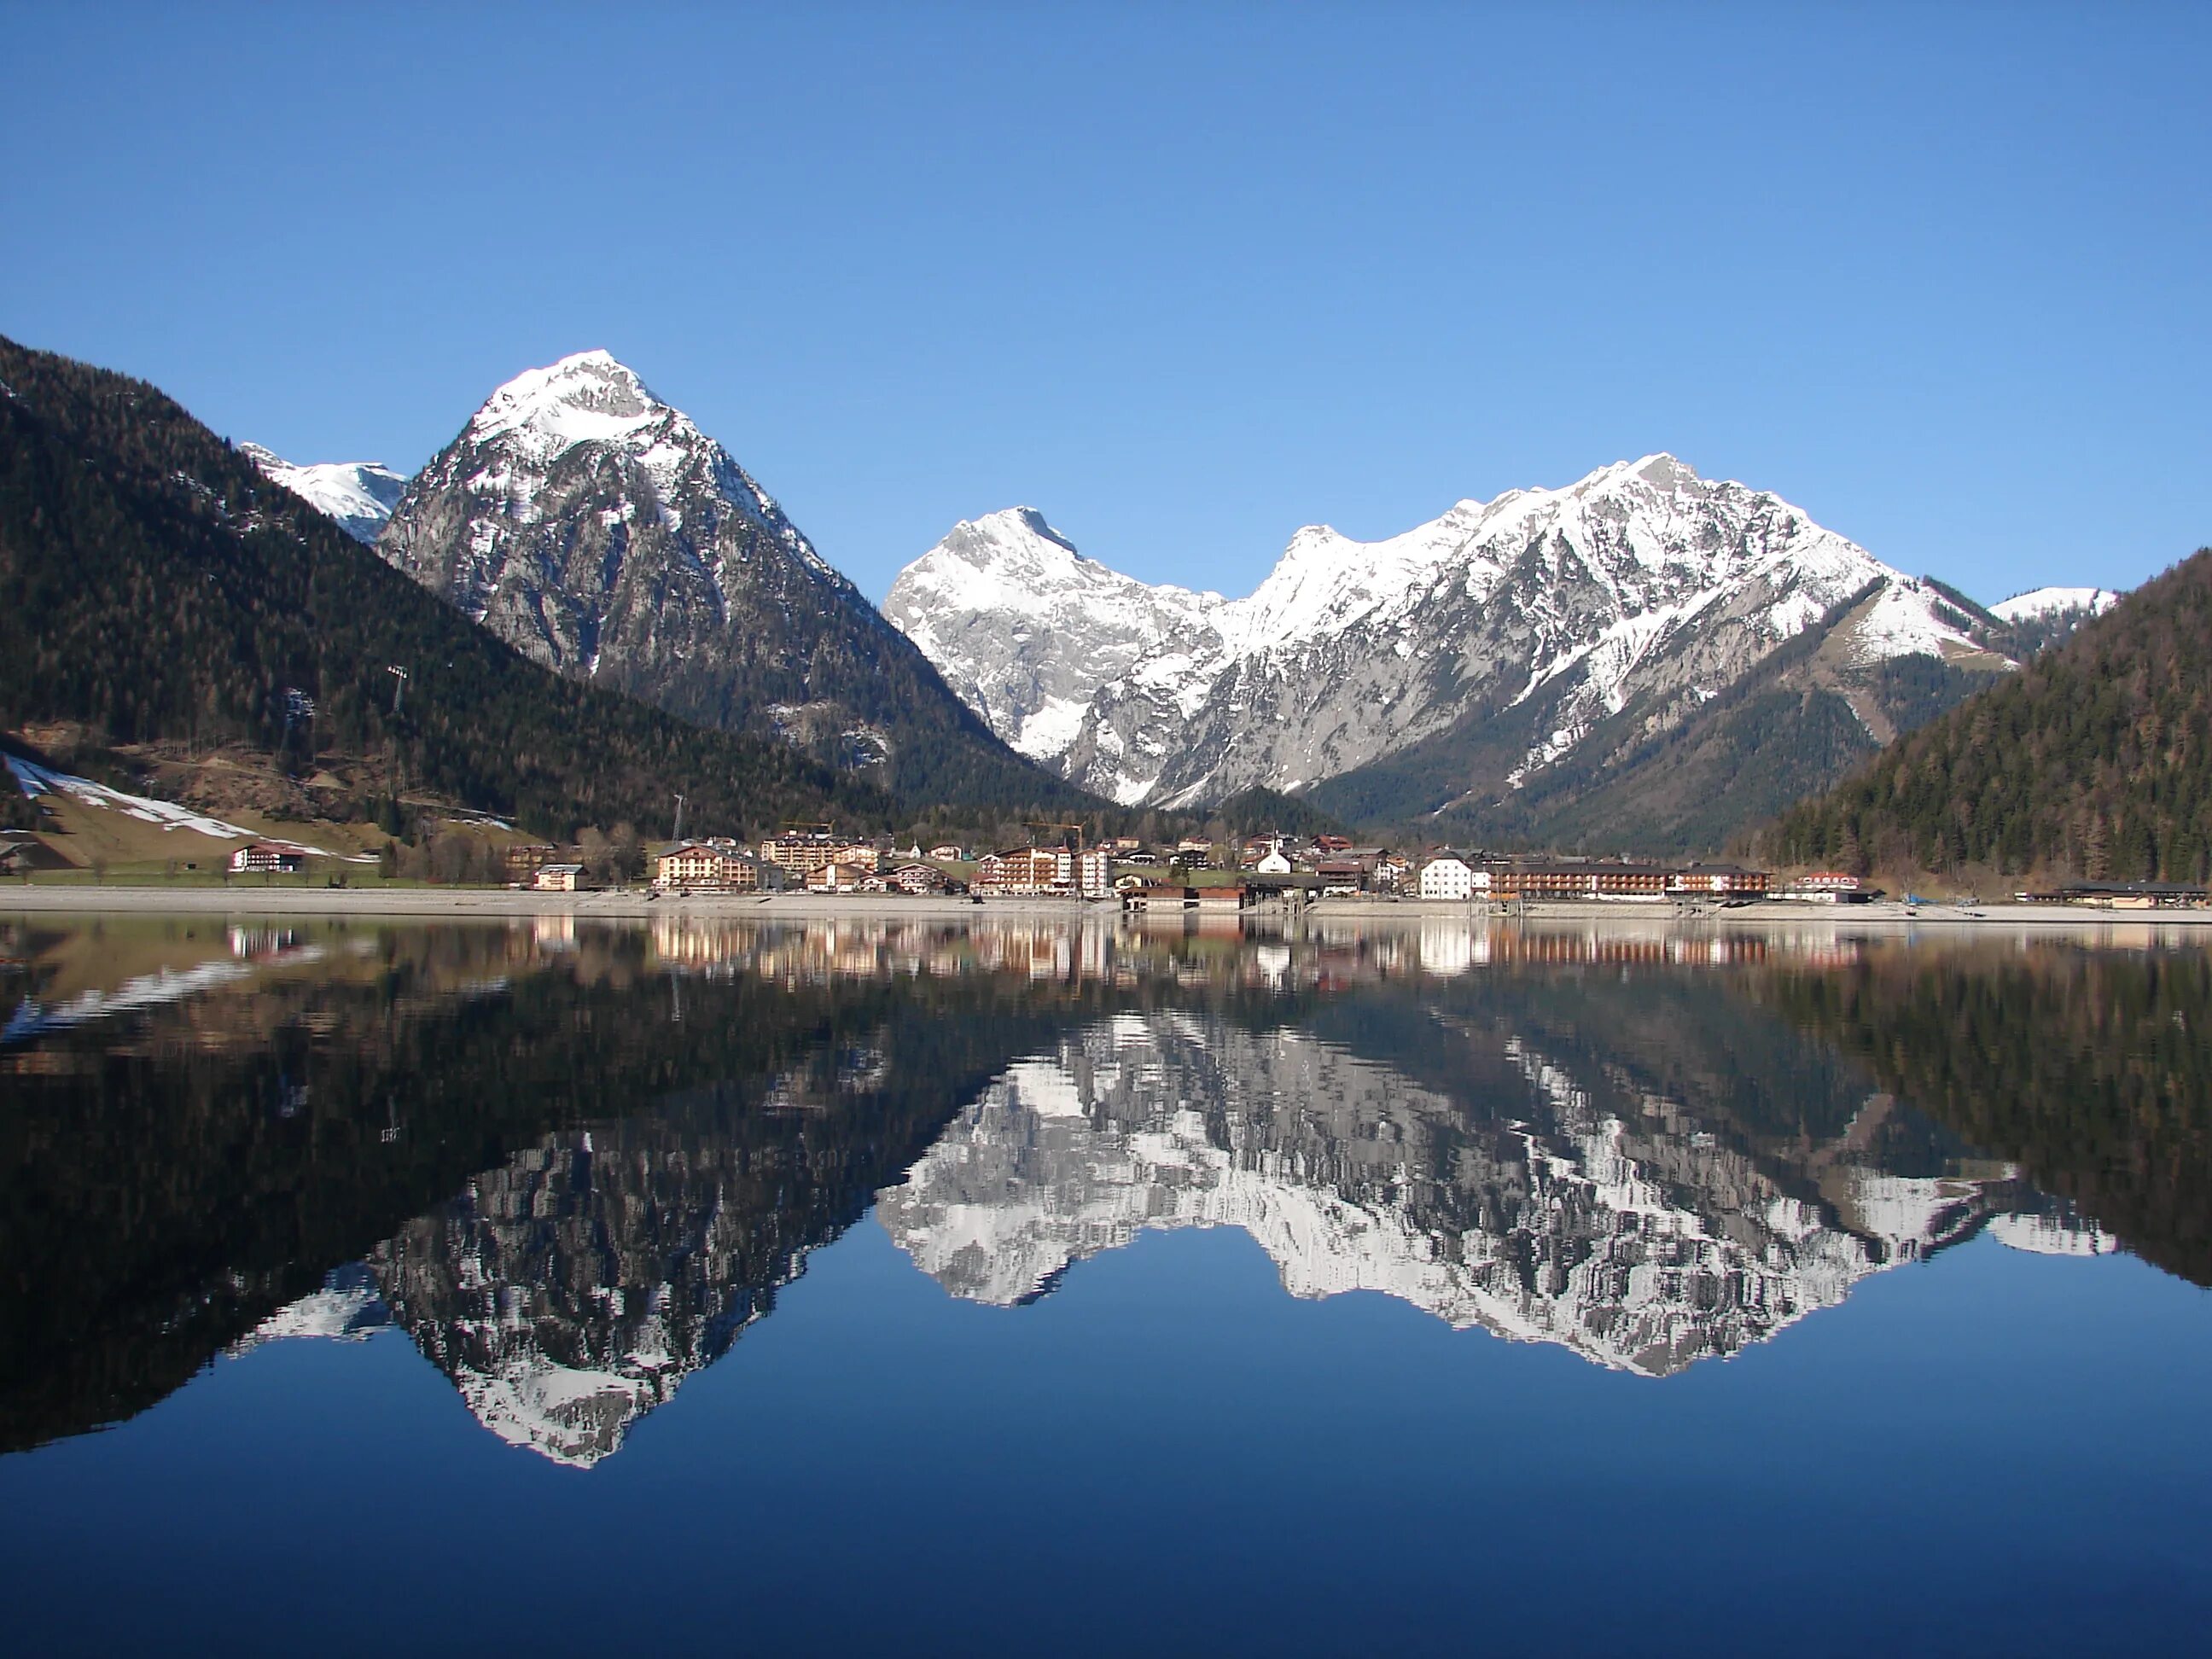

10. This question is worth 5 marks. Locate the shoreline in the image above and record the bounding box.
[5,885,2212,929]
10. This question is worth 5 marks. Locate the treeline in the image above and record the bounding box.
[1761,550,2212,882]
[0,334,896,841]
[1753,947,2212,1286]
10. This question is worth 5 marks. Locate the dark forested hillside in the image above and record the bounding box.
[0,335,895,838]
[1761,550,2212,882]
[1753,947,2212,1286]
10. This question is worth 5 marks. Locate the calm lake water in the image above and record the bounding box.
[3,911,2209,1655]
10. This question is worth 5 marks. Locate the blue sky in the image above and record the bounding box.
[4,2,2205,603]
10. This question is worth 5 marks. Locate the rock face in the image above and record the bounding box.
[375,351,1058,803]
[886,457,2017,817]
[884,508,1225,763]
[239,444,408,543]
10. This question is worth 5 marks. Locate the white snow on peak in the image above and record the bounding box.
[1220,501,1487,656]
[240,443,408,544]
[1991,585,2122,623]
[463,348,667,461]
[884,507,1226,764]
[417,350,836,584]
[888,451,2007,804]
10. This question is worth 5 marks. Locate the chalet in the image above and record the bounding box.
[887,862,949,894]
[230,842,306,874]
[1174,837,1216,867]
[926,843,968,863]
[830,843,882,873]
[533,863,585,892]
[806,861,870,894]
[1314,859,1368,893]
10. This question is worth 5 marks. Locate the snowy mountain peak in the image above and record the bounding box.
[1991,585,2122,623]
[375,351,1042,798]
[888,454,2028,810]
[941,507,1086,569]
[240,443,410,544]
[462,348,670,461]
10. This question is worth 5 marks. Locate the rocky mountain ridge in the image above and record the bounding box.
[374,351,1085,808]
[886,458,2054,831]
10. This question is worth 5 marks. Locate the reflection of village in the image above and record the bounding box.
[14,905,2211,1051]
[632,911,1877,988]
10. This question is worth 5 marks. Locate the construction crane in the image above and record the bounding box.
[1027,820,1087,851]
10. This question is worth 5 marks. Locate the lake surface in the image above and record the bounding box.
[3,910,2209,1655]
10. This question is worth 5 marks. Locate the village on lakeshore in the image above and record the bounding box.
[457,827,2204,913]
[8,801,2207,916]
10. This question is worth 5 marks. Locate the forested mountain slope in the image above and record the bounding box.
[0,335,889,839]
[1761,550,2212,882]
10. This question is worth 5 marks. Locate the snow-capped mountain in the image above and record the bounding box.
[239,443,408,543]
[875,1010,2084,1377]
[886,456,2013,814]
[375,351,1060,802]
[1991,585,2122,623]
[886,508,1225,761]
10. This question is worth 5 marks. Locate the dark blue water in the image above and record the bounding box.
[3,914,2208,1654]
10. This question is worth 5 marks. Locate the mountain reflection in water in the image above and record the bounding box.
[2,911,2203,1466]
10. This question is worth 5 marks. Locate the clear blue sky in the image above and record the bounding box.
[5,2,2205,604]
